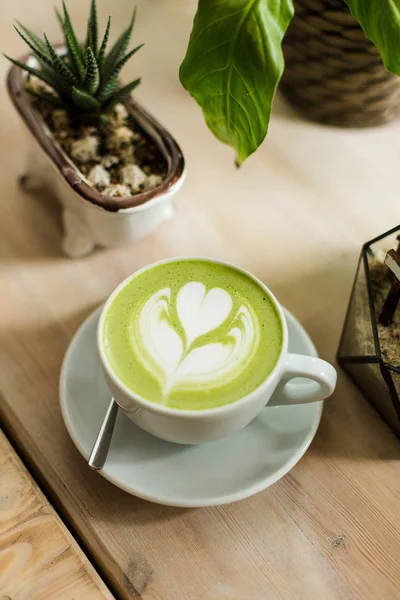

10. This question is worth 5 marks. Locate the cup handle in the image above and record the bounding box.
[269,353,337,406]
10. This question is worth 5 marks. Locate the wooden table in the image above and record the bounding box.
[1,1,400,598]
[0,430,113,599]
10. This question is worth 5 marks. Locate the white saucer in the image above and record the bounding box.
[60,307,323,507]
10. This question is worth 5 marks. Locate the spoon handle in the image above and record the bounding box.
[88,398,119,470]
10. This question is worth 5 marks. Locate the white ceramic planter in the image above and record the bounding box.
[7,53,186,258]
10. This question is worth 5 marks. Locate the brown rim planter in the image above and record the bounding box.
[281,0,400,127]
[7,50,186,258]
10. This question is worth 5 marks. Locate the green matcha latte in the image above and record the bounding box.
[102,259,283,410]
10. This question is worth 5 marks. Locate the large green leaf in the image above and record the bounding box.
[180,0,293,165]
[344,1,400,75]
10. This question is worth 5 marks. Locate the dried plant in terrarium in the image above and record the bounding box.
[5,0,167,197]
[369,244,400,366]
[338,227,400,438]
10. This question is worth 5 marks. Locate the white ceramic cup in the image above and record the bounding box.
[97,258,337,445]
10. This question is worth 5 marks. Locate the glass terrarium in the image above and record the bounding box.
[337,225,400,438]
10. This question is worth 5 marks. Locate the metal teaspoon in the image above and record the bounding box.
[88,397,119,470]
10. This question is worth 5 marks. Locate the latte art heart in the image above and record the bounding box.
[176,282,233,347]
[135,283,258,400]
[103,259,283,410]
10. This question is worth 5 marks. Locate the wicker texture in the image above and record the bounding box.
[281,0,400,127]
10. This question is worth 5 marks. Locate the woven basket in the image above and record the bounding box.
[280,0,400,127]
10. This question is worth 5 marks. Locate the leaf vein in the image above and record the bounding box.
[189,8,248,46]
[224,0,259,156]
[228,91,257,149]
[185,40,230,69]
[190,65,227,89]
[232,64,265,134]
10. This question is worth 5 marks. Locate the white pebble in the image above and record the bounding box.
[101,154,120,168]
[70,136,99,164]
[144,174,163,191]
[52,109,69,131]
[113,103,129,124]
[103,184,132,197]
[121,164,147,190]
[87,165,110,189]
[107,126,134,151]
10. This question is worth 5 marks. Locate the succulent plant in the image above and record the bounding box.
[5,0,142,115]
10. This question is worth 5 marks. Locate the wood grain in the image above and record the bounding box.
[1,1,400,599]
[0,430,114,600]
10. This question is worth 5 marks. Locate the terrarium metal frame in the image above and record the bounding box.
[337,224,400,438]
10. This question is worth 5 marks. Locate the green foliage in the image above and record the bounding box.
[181,0,400,164]
[103,9,136,80]
[344,0,400,75]
[83,47,100,94]
[97,16,111,69]
[5,0,142,116]
[180,0,294,165]
[86,0,98,55]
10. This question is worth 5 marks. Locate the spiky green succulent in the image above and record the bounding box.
[5,0,142,115]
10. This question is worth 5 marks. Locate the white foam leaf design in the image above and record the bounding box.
[177,343,231,379]
[150,318,183,375]
[137,283,257,402]
[138,288,183,388]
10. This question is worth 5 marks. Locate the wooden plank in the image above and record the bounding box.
[0,430,114,600]
[1,1,400,599]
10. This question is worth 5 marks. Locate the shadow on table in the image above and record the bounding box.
[259,257,400,461]
[0,178,66,261]
[310,377,400,460]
